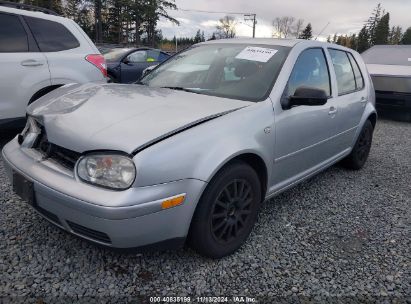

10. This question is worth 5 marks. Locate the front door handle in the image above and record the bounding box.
[328,106,338,115]
[21,59,44,67]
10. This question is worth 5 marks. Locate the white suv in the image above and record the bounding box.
[0,3,107,128]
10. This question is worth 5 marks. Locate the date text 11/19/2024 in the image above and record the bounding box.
[149,296,257,303]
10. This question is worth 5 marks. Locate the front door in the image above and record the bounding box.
[270,48,341,192]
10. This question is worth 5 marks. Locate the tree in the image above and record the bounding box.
[194,30,202,43]
[272,16,295,38]
[366,3,383,46]
[357,26,370,52]
[389,26,403,45]
[374,12,390,44]
[402,27,411,44]
[299,23,313,40]
[216,15,236,39]
[294,19,304,38]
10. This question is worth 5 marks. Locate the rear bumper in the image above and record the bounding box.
[2,138,206,249]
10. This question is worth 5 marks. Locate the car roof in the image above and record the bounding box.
[0,5,67,22]
[202,38,301,47]
[200,38,357,52]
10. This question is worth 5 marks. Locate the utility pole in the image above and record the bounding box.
[244,14,257,38]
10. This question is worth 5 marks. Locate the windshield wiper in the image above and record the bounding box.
[160,86,198,93]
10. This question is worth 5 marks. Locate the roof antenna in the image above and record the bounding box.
[315,22,330,40]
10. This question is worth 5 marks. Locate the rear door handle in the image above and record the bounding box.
[328,106,338,115]
[21,60,44,67]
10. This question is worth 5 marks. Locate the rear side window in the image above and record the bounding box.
[24,17,80,52]
[347,53,364,90]
[286,48,331,97]
[329,49,356,95]
[0,13,28,52]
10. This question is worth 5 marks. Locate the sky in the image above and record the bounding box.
[159,0,411,40]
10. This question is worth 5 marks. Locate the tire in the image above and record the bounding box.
[188,161,262,258]
[108,74,117,83]
[342,120,374,170]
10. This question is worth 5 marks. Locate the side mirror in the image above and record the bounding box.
[123,57,131,65]
[287,87,328,108]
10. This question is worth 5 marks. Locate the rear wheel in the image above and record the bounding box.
[342,120,374,170]
[188,161,262,258]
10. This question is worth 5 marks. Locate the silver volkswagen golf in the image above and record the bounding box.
[2,39,376,258]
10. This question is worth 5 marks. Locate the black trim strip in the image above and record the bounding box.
[131,107,245,155]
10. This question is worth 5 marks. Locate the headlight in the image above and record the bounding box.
[77,154,136,190]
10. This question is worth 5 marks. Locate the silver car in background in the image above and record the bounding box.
[362,45,411,121]
[2,39,376,258]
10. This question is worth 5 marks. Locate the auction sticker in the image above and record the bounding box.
[235,46,278,62]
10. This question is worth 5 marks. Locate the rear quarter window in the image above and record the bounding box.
[24,17,80,52]
[347,53,365,90]
[0,13,28,52]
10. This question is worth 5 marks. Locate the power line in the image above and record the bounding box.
[177,8,257,38]
[178,8,255,15]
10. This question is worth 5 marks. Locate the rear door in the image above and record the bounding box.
[0,12,50,122]
[23,16,104,84]
[327,49,366,150]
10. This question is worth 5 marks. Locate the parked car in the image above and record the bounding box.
[0,2,107,129]
[2,39,376,258]
[105,47,171,83]
[362,45,411,120]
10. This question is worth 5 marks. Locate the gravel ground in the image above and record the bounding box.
[0,119,410,303]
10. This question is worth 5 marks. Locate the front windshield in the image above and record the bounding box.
[104,48,132,62]
[140,43,290,101]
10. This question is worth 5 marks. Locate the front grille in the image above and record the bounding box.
[67,221,112,244]
[31,128,81,170]
[35,205,62,226]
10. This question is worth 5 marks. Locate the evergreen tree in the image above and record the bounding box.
[389,26,403,45]
[374,13,390,44]
[402,27,411,44]
[299,23,312,40]
[194,30,202,43]
[366,3,383,46]
[357,26,370,52]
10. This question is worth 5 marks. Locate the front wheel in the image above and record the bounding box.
[188,161,262,258]
[341,120,374,170]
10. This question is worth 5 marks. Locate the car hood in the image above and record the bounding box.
[28,83,251,154]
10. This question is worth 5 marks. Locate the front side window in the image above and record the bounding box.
[0,13,28,52]
[141,44,290,102]
[127,50,147,63]
[286,48,331,97]
[329,49,356,95]
[24,17,80,52]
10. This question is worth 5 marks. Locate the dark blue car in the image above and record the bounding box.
[104,48,171,83]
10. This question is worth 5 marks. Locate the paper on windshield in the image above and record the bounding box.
[235,47,278,62]
[408,58,411,62]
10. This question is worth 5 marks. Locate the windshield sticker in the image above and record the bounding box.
[235,47,278,62]
[408,58,411,62]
